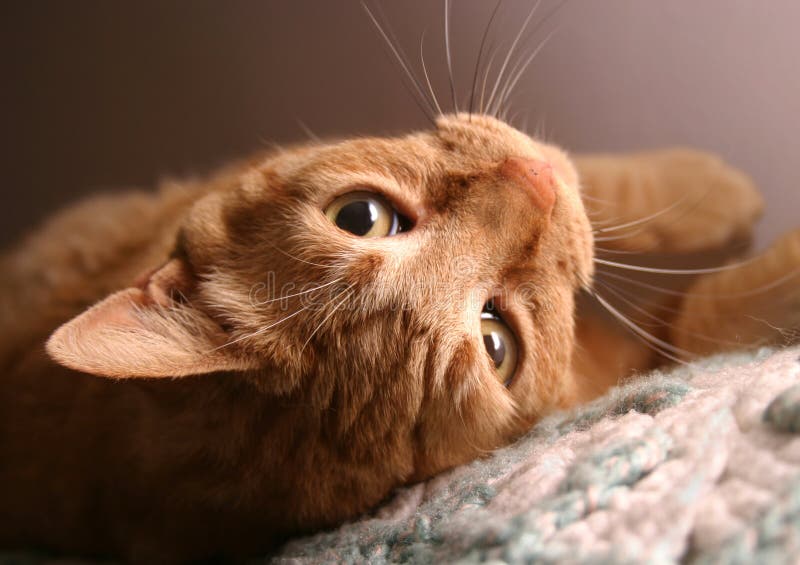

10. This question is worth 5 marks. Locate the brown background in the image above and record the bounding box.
[2,0,798,252]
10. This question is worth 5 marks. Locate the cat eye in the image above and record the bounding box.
[324,191,411,238]
[481,303,518,387]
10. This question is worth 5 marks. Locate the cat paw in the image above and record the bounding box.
[590,149,764,253]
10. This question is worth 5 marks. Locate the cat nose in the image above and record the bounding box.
[499,157,556,214]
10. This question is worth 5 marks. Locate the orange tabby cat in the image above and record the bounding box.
[0,113,797,562]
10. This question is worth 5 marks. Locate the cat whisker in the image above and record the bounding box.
[592,193,692,235]
[361,1,437,125]
[211,305,311,352]
[507,108,529,130]
[532,115,550,142]
[249,277,344,307]
[491,28,557,118]
[594,245,656,255]
[581,193,620,206]
[485,0,542,117]
[301,283,357,353]
[419,30,444,116]
[443,0,458,114]
[295,119,321,143]
[594,255,762,276]
[469,0,502,118]
[591,290,692,364]
[595,280,748,348]
[269,244,340,270]
[479,46,500,115]
[592,180,719,247]
[492,0,570,118]
[595,265,800,300]
[519,110,532,133]
[587,212,630,225]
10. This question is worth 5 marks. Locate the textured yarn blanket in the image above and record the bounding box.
[2,347,800,564]
[271,346,800,564]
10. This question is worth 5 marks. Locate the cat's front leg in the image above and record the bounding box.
[574,149,764,253]
[670,229,800,356]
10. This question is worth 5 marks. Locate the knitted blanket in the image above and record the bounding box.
[271,346,800,564]
[2,347,799,564]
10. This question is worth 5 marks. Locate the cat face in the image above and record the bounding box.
[48,114,593,479]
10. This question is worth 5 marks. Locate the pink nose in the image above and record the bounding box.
[499,157,557,213]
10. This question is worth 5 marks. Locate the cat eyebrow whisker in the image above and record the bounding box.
[493,0,570,117]
[361,1,437,125]
[469,0,502,119]
[492,28,558,118]
[419,30,444,116]
[479,46,500,115]
[485,0,542,118]
[443,0,458,114]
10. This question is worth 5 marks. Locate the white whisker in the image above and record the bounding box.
[419,30,444,116]
[592,291,690,364]
[250,277,343,307]
[593,193,695,235]
[212,305,311,352]
[269,244,339,270]
[295,119,320,143]
[595,255,761,276]
[596,265,800,300]
[444,0,458,114]
[596,280,746,348]
[361,1,436,124]
[492,28,557,117]
[301,284,357,353]
[485,0,542,116]
[469,0,503,117]
[479,46,500,114]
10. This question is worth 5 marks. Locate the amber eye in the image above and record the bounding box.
[481,303,518,387]
[324,191,410,238]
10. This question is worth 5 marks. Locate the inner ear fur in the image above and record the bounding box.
[46,258,256,378]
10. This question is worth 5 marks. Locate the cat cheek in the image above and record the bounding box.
[344,253,385,288]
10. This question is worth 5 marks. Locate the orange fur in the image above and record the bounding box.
[0,114,796,562]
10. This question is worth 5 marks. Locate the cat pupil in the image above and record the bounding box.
[335,201,378,236]
[483,332,506,368]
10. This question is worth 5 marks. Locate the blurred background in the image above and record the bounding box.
[2,0,798,252]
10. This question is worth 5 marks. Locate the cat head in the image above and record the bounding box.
[47,114,593,479]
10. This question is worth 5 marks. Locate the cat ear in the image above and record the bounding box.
[46,258,256,378]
